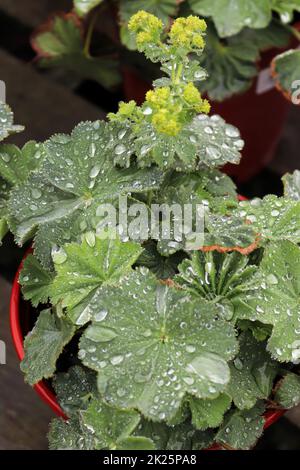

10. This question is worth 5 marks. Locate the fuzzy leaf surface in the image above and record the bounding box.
[189,0,271,37]
[215,402,265,449]
[51,236,143,325]
[32,14,120,90]
[81,398,155,449]
[227,332,278,409]
[237,196,300,244]
[275,372,300,408]
[200,22,289,100]
[175,251,257,320]
[0,142,45,186]
[80,269,238,421]
[8,121,163,245]
[0,176,9,243]
[21,309,75,385]
[0,102,24,141]
[126,114,243,172]
[283,170,300,201]
[189,394,231,430]
[272,49,300,103]
[20,254,54,307]
[53,365,97,416]
[234,241,300,363]
[48,417,95,450]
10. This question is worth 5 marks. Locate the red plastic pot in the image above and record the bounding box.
[122,23,300,183]
[10,248,285,444]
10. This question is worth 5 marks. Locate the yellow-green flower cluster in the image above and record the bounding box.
[169,16,207,50]
[107,100,137,121]
[183,83,211,114]
[128,10,163,50]
[145,87,181,136]
[109,12,210,138]
[144,85,210,136]
[107,100,140,122]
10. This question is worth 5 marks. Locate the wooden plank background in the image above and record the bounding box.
[0,278,52,450]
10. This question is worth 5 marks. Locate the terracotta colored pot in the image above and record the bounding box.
[10,249,285,444]
[122,23,300,183]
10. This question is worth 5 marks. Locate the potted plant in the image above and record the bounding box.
[31,0,300,182]
[3,12,300,450]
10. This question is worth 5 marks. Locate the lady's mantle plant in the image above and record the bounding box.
[1,12,300,450]
[32,0,300,102]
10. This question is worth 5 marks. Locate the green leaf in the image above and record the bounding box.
[51,235,143,325]
[19,254,54,307]
[134,420,170,449]
[189,394,231,430]
[227,332,278,409]
[117,436,156,450]
[234,241,300,363]
[79,268,238,422]
[191,430,215,450]
[238,320,273,342]
[203,212,257,254]
[0,101,24,142]
[21,309,75,385]
[32,14,120,90]
[215,402,265,450]
[275,372,300,408]
[8,121,163,245]
[49,399,155,450]
[283,170,300,201]
[53,365,97,416]
[199,21,290,101]
[271,0,300,24]
[271,49,300,102]
[0,176,9,244]
[119,0,179,23]
[135,241,186,279]
[0,216,8,243]
[81,398,155,449]
[237,196,300,245]
[199,24,258,101]
[175,251,257,320]
[165,421,214,450]
[74,0,104,17]
[189,0,272,38]
[191,114,244,168]
[0,142,45,186]
[48,417,97,450]
[153,169,239,256]
[132,114,243,171]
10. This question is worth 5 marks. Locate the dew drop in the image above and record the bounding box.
[31,188,42,199]
[85,231,96,247]
[110,355,124,365]
[94,309,108,322]
[90,165,101,179]
[115,144,126,155]
[51,246,67,264]
[225,125,239,138]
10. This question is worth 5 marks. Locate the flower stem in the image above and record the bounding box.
[83,12,99,57]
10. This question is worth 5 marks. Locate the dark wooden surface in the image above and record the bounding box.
[0,277,52,450]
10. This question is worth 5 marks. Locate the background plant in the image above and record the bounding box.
[1,11,300,450]
[31,0,300,102]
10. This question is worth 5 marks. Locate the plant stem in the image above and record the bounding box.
[285,24,300,43]
[175,62,183,84]
[83,12,99,57]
